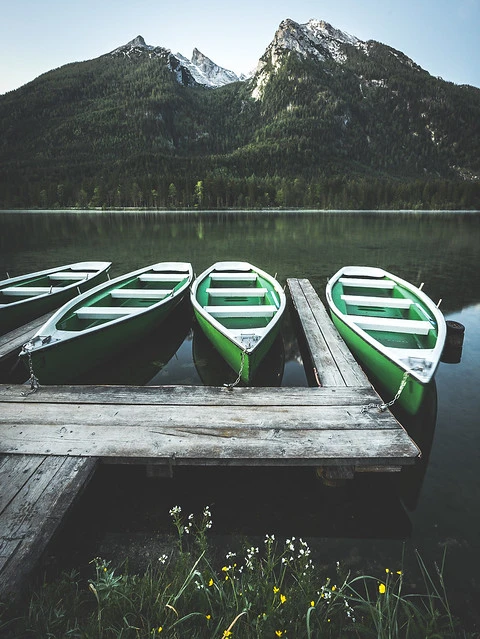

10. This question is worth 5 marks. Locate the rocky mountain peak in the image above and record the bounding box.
[109,36,240,88]
[109,35,168,59]
[127,35,148,48]
[251,18,370,99]
[176,49,241,87]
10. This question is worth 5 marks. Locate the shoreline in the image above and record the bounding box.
[1,207,479,215]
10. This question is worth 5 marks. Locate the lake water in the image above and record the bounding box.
[1,210,480,627]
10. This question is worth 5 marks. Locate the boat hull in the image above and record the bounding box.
[25,300,180,384]
[20,262,192,384]
[191,261,286,384]
[330,312,428,415]
[0,262,111,334]
[194,309,282,384]
[326,266,446,415]
[193,325,285,387]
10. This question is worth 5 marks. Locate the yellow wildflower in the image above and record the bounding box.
[273,586,280,593]
[385,568,390,574]
[331,585,337,591]
[397,570,402,575]
[209,578,214,587]
[206,614,211,620]
[310,601,315,607]
[223,631,232,638]
[280,594,287,604]
[275,631,284,637]
[379,583,386,594]
[222,566,228,572]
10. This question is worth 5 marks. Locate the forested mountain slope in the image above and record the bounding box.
[1,19,479,209]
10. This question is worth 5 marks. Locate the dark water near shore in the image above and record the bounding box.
[2,210,480,627]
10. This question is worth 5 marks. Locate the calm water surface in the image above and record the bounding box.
[2,210,479,626]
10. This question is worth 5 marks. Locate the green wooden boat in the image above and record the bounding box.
[191,261,286,385]
[0,261,111,335]
[326,266,446,415]
[20,262,193,384]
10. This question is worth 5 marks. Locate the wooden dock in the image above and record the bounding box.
[0,278,420,599]
[0,311,52,364]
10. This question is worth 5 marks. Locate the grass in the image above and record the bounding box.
[0,505,474,638]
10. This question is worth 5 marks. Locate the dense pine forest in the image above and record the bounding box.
[1,29,479,210]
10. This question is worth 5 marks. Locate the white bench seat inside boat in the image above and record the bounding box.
[351,315,432,335]
[75,306,144,320]
[339,277,395,289]
[48,272,93,280]
[205,305,277,318]
[341,294,412,309]
[206,287,267,297]
[110,288,172,299]
[2,286,63,296]
[138,274,183,282]
[210,273,257,282]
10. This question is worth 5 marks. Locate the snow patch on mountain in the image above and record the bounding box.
[110,36,240,88]
[251,18,368,99]
[110,35,168,59]
[176,49,241,87]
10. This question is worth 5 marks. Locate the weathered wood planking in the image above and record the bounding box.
[0,383,381,406]
[0,384,419,466]
[0,454,97,600]
[0,312,53,362]
[288,278,369,387]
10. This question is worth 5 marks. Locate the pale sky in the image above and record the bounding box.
[1,0,479,95]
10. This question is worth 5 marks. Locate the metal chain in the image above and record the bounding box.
[22,345,40,396]
[362,370,410,413]
[379,370,410,411]
[225,348,246,390]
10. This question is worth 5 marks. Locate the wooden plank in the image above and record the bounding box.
[0,423,418,465]
[0,538,21,571]
[0,400,399,432]
[288,279,369,387]
[0,384,381,406]
[0,312,53,361]
[2,286,64,296]
[341,294,412,309]
[0,454,46,513]
[288,278,344,386]
[0,401,419,463]
[204,305,277,317]
[75,306,144,319]
[0,454,98,600]
[206,288,267,297]
[339,277,395,289]
[351,316,432,335]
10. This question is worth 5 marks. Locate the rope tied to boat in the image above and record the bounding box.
[224,348,247,390]
[362,370,410,413]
